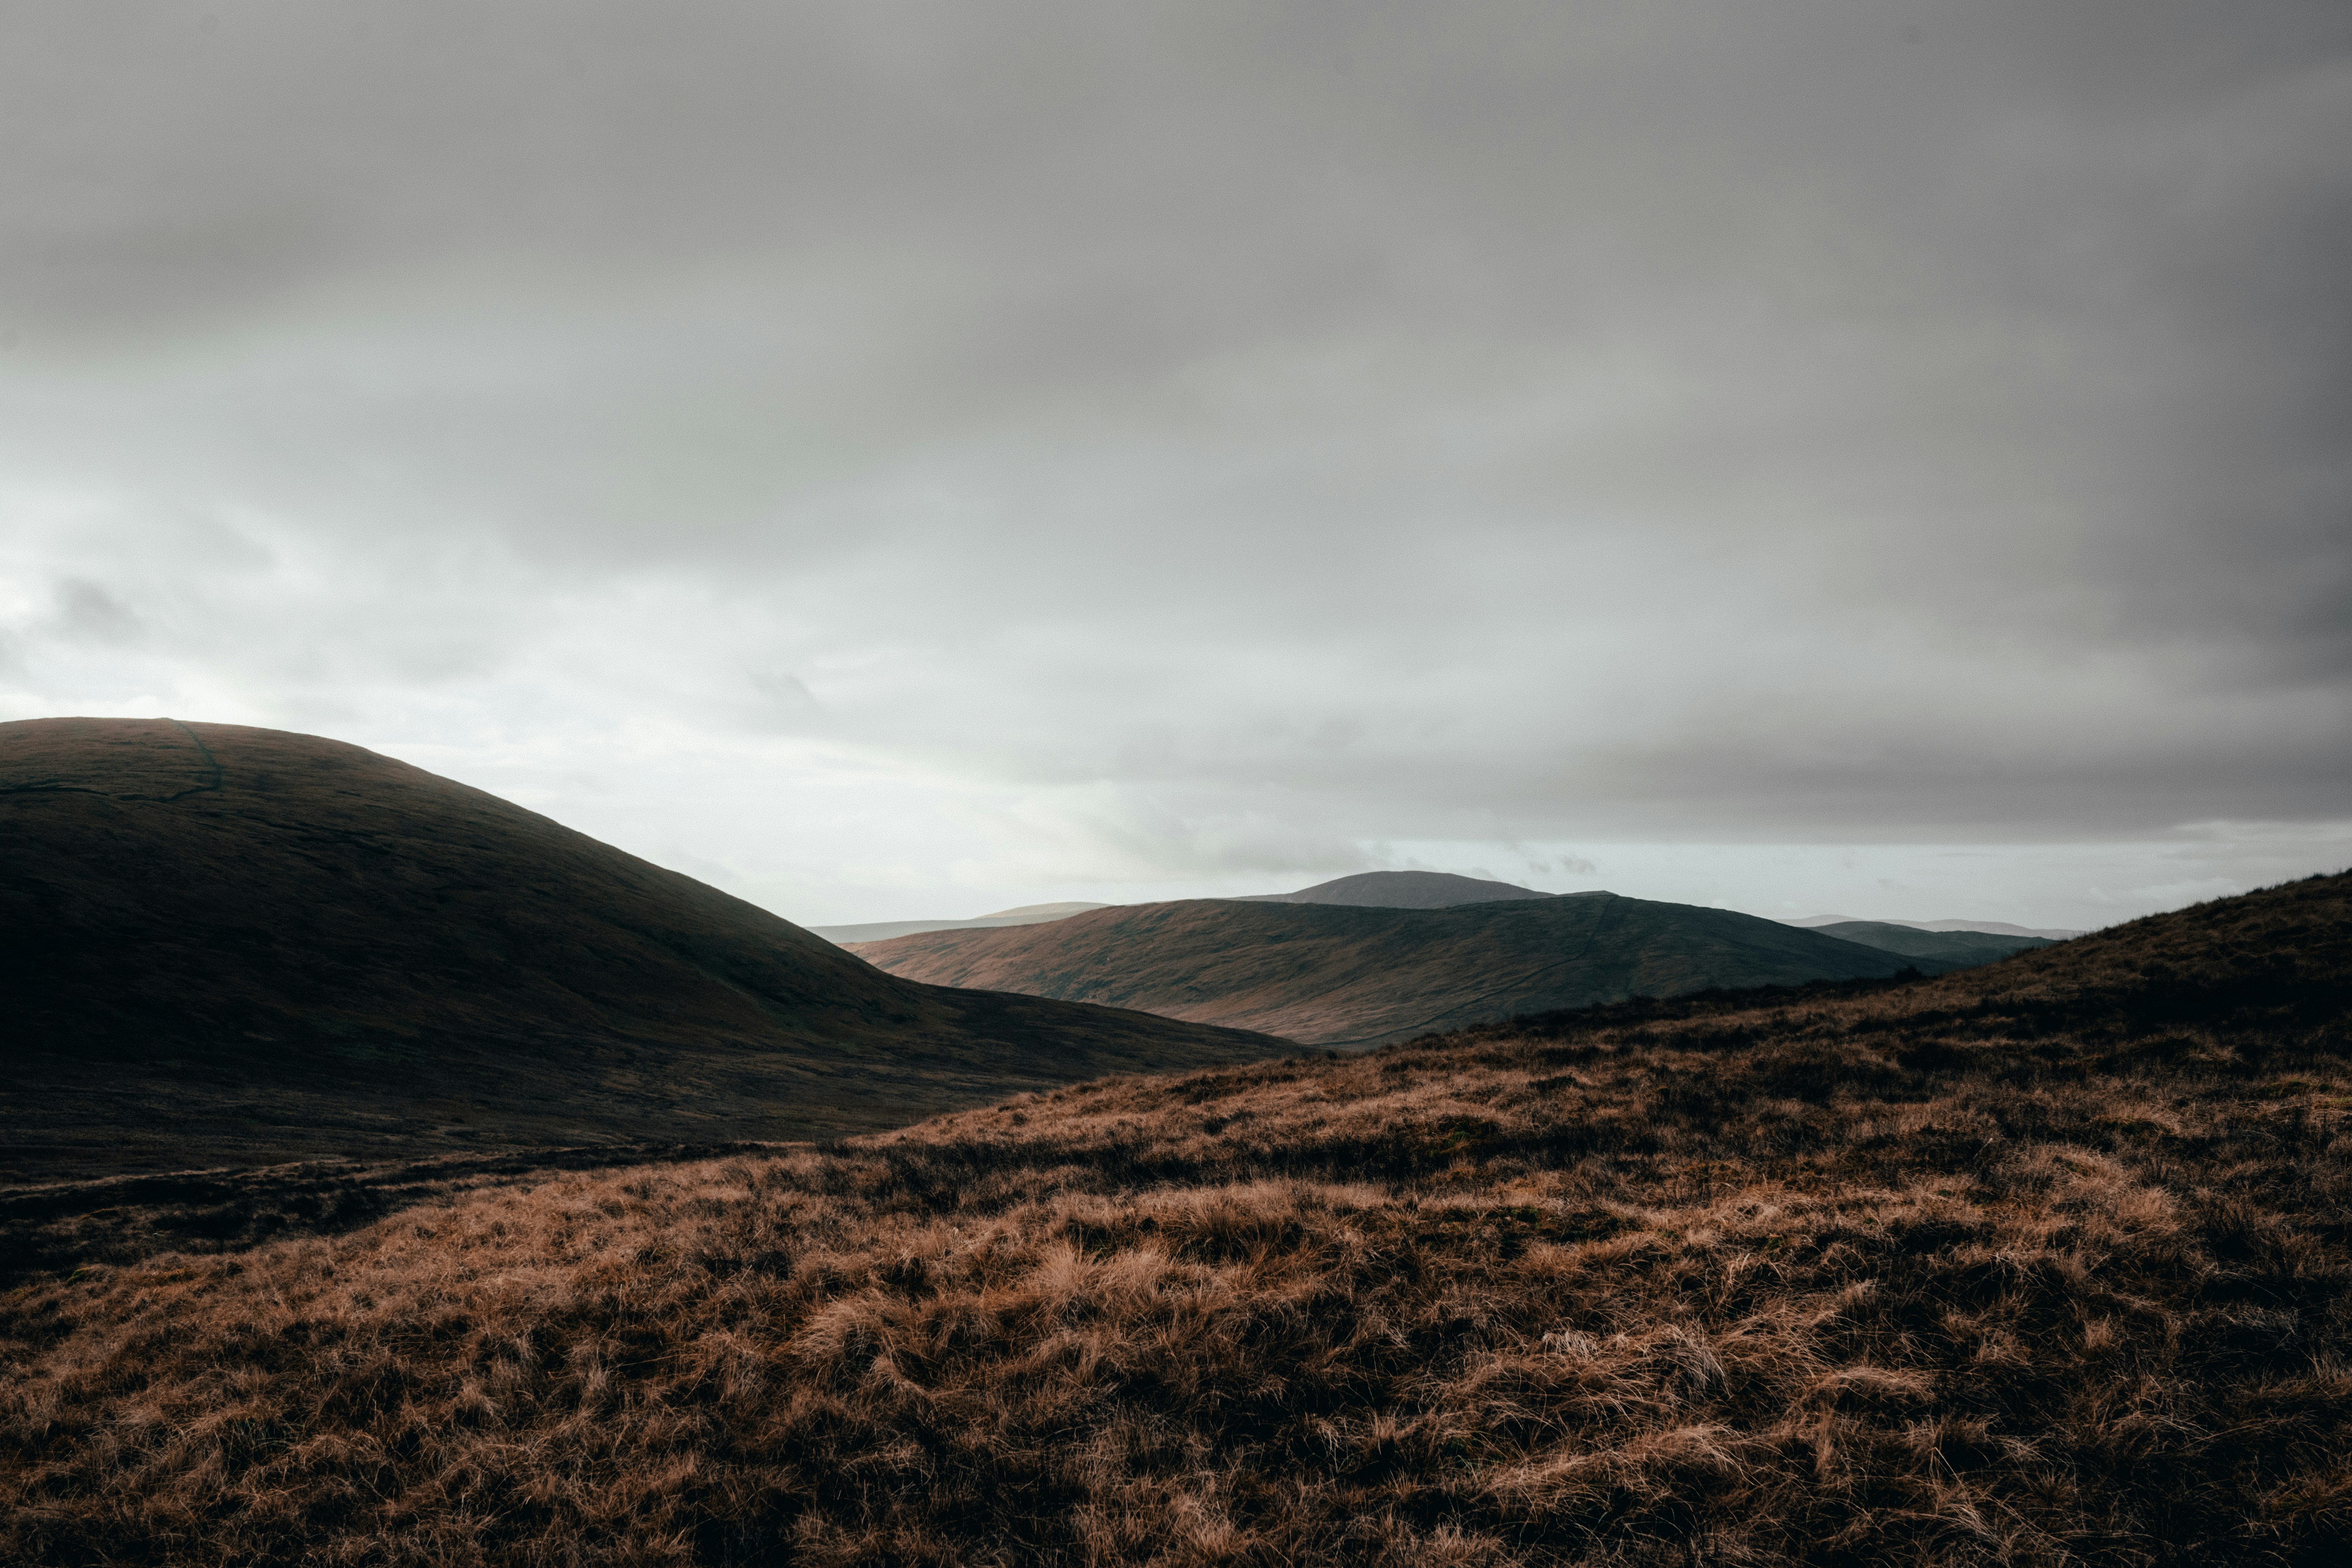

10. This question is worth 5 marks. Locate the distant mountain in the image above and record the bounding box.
[809,901,1111,945]
[1241,869,1554,908]
[1810,920,2055,964]
[1909,918,2087,939]
[0,719,1279,1180]
[848,893,1946,1047]
[1787,913,2086,940]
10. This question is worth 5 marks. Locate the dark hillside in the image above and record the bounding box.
[851,891,1945,1045]
[0,718,1283,1179]
[3,873,2347,1564]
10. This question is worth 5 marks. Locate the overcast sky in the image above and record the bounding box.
[3,0,2347,929]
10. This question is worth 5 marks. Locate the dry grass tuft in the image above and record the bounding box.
[4,871,2350,1563]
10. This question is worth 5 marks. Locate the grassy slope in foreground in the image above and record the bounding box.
[6,872,2348,1564]
[849,891,1946,1045]
[0,717,1282,1179]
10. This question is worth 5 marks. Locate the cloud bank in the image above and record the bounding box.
[2,1,2346,926]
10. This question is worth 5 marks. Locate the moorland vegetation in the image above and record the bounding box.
[5,871,2348,1564]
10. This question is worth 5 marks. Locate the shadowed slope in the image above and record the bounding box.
[4,875,2346,1566]
[851,891,1946,1045]
[0,718,1283,1179]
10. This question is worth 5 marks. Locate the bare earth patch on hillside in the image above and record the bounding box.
[3,874,2348,1564]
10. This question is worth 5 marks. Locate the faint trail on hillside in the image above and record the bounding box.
[162,720,226,799]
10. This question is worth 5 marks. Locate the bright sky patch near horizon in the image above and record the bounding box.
[3,1,2347,931]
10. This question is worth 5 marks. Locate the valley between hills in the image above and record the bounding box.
[4,715,2349,1565]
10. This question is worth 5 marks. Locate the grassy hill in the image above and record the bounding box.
[3,871,2345,1564]
[848,891,1948,1045]
[0,717,1282,1180]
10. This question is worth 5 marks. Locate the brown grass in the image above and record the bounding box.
[4,872,2349,1564]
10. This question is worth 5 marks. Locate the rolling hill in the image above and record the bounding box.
[7,872,2345,1564]
[1808,918,2055,964]
[848,890,1949,1045]
[0,717,1283,1180]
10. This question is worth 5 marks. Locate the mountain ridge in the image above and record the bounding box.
[1236,869,1555,908]
[849,891,1950,1045]
[1809,918,2056,964]
[1785,912,2085,940]
[808,902,1111,945]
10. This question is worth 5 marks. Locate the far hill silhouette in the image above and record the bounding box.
[1243,869,1553,907]
[809,902,1110,946]
[0,718,1282,1180]
[809,870,1557,942]
[1812,919,2055,965]
[1788,913,2084,940]
[848,891,1950,1045]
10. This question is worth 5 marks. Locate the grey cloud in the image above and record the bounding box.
[0,0,2344,907]
[742,671,826,736]
[54,579,144,645]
